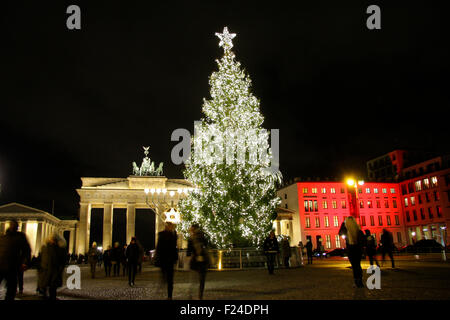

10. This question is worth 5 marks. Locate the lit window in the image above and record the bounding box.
[374,188,379,194]
[333,216,339,227]
[368,200,373,208]
[314,200,318,212]
[305,217,311,228]
[322,201,328,209]
[423,178,430,189]
[390,188,396,194]
[431,176,438,187]
[382,188,387,194]
[303,188,308,194]
[330,188,336,194]
[315,217,320,228]
[366,188,371,194]
[335,235,341,248]
[324,216,329,227]
[359,200,364,208]
[415,180,422,192]
[410,196,415,206]
[304,200,308,212]
[312,188,318,194]
[332,201,337,209]
[341,200,346,209]
[325,235,331,249]
[308,200,313,212]
[321,188,326,194]
[404,198,408,207]
[387,216,391,226]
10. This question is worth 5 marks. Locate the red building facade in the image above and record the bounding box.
[286,181,405,251]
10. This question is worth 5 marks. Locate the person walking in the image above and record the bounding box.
[103,245,112,277]
[126,237,140,286]
[365,230,379,267]
[38,233,67,300]
[305,239,313,264]
[155,222,178,300]
[88,242,99,279]
[281,236,291,268]
[121,244,128,276]
[263,231,279,275]
[380,229,395,268]
[111,242,121,276]
[298,241,305,265]
[187,224,210,300]
[339,217,366,288]
[0,220,31,300]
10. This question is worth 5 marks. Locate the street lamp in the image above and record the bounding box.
[346,178,364,225]
[441,226,447,261]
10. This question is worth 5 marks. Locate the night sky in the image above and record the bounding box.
[1,0,449,219]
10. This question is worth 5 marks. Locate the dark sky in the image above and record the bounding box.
[1,1,449,218]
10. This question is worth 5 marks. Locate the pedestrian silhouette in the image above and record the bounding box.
[263,231,279,274]
[380,229,395,268]
[187,224,210,299]
[365,230,379,267]
[0,220,31,300]
[88,242,99,278]
[155,222,178,300]
[281,236,291,268]
[103,245,112,277]
[126,237,140,286]
[305,239,313,264]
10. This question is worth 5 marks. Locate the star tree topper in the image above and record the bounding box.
[215,26,236,51]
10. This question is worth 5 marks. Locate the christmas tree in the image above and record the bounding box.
[178,27,281,248]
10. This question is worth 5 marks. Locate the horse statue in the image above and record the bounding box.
[132,162,140,176]
[155,162,164,176]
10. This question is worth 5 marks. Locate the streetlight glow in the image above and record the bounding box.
[144,188,149,194]
[346,178,355,187]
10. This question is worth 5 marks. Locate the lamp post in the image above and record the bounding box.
[441,226,447,261]
[346,178,364,225]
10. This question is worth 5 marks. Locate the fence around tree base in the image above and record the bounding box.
[176,247,303,271]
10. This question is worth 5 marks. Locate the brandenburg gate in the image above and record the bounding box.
[75,147,193,254]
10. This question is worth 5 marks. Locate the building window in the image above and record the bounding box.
[378,216,383,226]
[420,208,425,220]
[368,200,373,208]
[325,235,331,249]
[359,200,364,208]
[415,180,422,192]
[306,217,311,228]
[335,235,341,248]
[370,216,375,226]
[314,200,318,212]
[393,200,397,208]
[413,210,418,221]
[428,207,433,219]
[321,188,326,194]
[341,200,346,209]
[382,188,387,194]
[425,193,430,202]
[315,217,320,228]
[333,216,339,227]
[418,194,422,204]
[395,215,400,225]
[366,188,371,194]
[309,200,314,212]
[390,188,396,194]
[304,200,308,212]
[431,176,438,187]
[330,188,336,194]
[434,191,440,201]
[358,188,363,194]
[437,205,442,217]
[406,211,410,222]
[324,216,329,227]
[322,201,328,209]
[312,188,318,194]
[303,188,308,194]
[408,182,414,193]
[397,232,402,244]
[404,198,408,207]
[332,201,337,209]
[376,200,381,208]
[424,178,430,189]
[361,216,366,226]
[384,200,389,208]
[387,216,391,226]
[340,188,345,194]
[410,196,415,206]
[374,188,379,194]
[284,194,287,199]
[401,185,407,195]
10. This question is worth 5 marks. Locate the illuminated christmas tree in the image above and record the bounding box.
[178,27,281,248]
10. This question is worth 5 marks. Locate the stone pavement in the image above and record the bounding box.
[3,258,450,300]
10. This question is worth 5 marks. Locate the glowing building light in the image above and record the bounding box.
[346,179,355,187]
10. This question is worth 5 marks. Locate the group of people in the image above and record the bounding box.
[262,232,292,274]
[339,216,396,288]
[0,220,67,300]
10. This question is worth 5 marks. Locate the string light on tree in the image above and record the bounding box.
[178,27,282,249]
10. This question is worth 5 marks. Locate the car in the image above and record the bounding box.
[399,239,444,253]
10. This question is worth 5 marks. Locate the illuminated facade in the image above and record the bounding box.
[278,182,406,250]
[0,203,78,256]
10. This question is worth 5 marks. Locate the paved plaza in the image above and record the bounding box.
[4,255,450,300]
